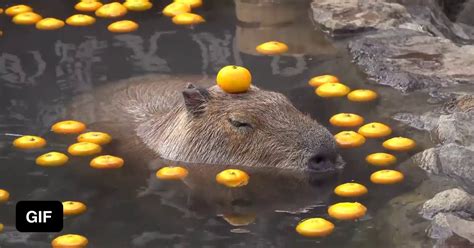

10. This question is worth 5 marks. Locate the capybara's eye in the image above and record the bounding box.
[228,118,252,129]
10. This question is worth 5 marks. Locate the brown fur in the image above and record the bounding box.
[69,74,340,171]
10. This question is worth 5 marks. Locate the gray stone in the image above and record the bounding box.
[414,144,474,191]
[420,188,474,219]
[348,29,474,93]
[311,0,413,35]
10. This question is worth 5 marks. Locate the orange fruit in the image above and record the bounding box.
[66,14,96,26]
[358,122,392,138]
[162,2,191,17]
[68,142,102,156]
[51,120,87,134]
[156,166,189,180]
[0,189,10,203]
[5,5,33,16]
[123,0,153,11]
[347,89,378,102]
[171,13,205,25]
[215,169,249,187]
[216,65,252,93]
[365,153,397,166]
[95,2,127,18]
[329,113,364,127]
[51,234,88,248]
[308,75,339,87]
[334,131,366,148]
[328,202,367,220]
[255,41,289,55]
[36,152,69,167]
[382,137,416,151]
[75,0,103,12]
[13,135,47,149]
[107,20,139,33]
[295,218,334,237]
[334,183,368,197]
[77,132,112,145]
[12,12,42,25]
[174,0,202,8]
[315,83,350,98]
[35,18,65,30]
[90,155,124,169]
[370,170,404,184]
[62,201,87,216]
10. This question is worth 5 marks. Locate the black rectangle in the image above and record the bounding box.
[16,201,63,232]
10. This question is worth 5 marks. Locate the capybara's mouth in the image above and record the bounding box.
[306,155,345,182]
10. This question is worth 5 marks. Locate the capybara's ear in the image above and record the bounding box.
[182,83,211,116]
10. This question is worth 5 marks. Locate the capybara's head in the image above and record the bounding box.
[140,83,342,173]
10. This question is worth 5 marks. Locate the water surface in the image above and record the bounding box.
[0,0,429,247]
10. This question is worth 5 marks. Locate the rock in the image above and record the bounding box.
[348,29,474,93]
[420,188,474,219]
[436,112,474,146]
[420,188,474,244]
[414,144,474,192]
[311,0,413,35]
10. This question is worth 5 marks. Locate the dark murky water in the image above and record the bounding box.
[0,0,430,247]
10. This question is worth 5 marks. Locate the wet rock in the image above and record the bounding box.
[311,0,413,35]
[348,29,474,93]
[420,188,474,219]
[420,189,474,244]
[414,144,474,192]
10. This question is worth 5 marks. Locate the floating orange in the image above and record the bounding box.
[36,152,69,167]
[90,155,124,169]
[328,202,367,220]
[95,2,127,18]
[365,153,397,166]
[66,14,96,26]
[334,183,368,197]
[172,13,205,25]
[51,234,88,248]
[5,5,33,16]
[0,189,10,203]
[358,122,392,138]
[382,137,416,151]
[62,201,87,216]
[123,0,153,11]
[308,75,339,87]
[107,20,139,33]
[295,218,334,237]
[13,135,47,149]
[77,132,112,145]
[174,0,202,8]
[12,12,42,25]
[75,0,103,12]
[51,120,87,134]
[315,83,351,98]
[256,41,289,55]
[370,170,404,184]
[68,142,102,156]
[334,131,366,148]
[347,89,378,102]
[162,2,191,17]
[329,113,364,127]
[156,166,189,180]
[36,18,65,30]
[216,169,249,188]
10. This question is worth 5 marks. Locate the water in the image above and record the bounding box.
[0,0,431,247]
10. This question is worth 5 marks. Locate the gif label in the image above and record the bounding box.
[16,201,63,232]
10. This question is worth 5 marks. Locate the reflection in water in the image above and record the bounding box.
[0,52,46,88]
[192,32,233,73]
[113,32,174,73]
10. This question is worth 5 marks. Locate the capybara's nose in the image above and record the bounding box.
[307,152,337,173]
